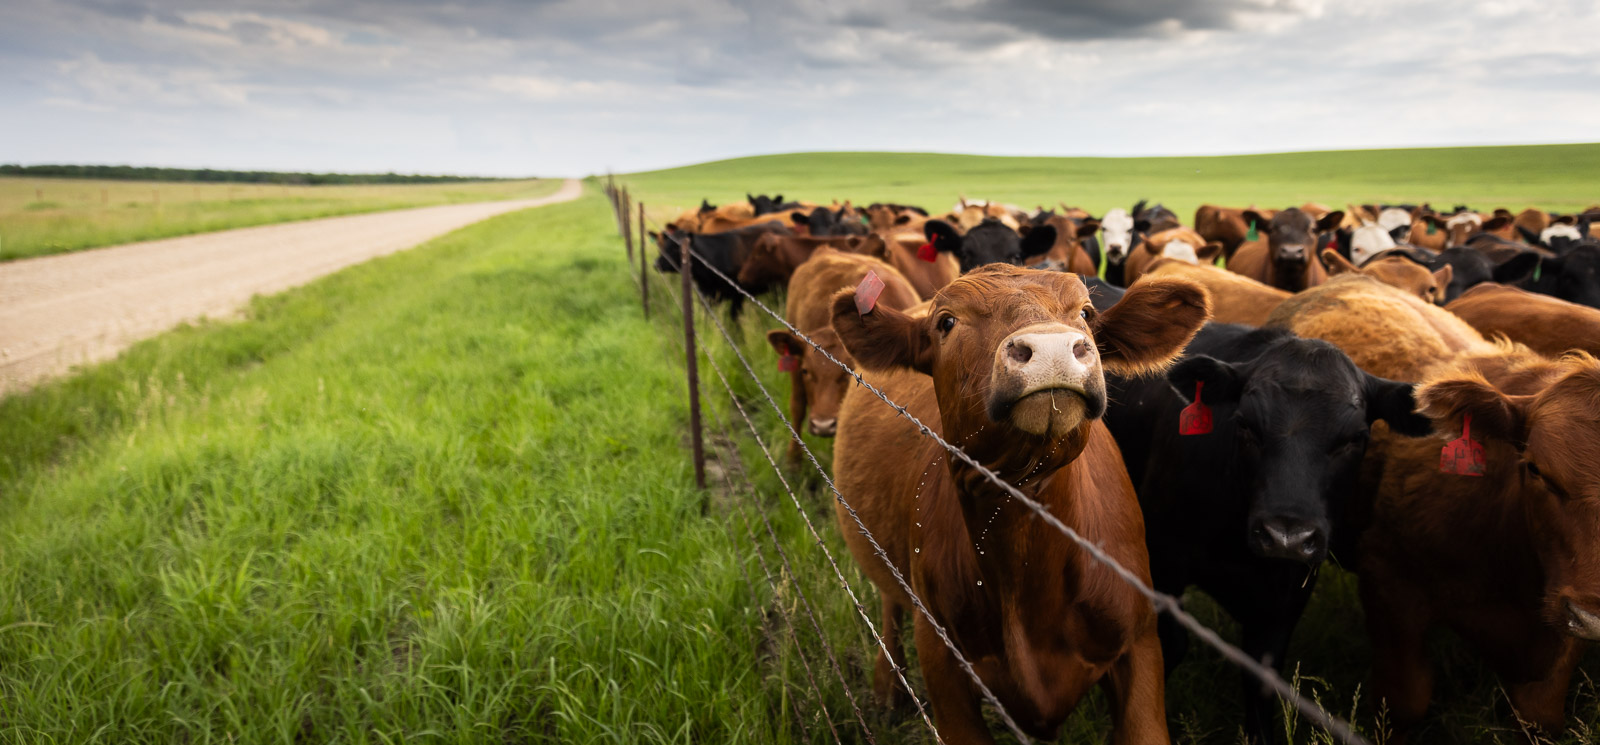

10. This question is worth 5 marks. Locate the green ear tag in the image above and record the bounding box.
[1246,220,1259,241]
[1426,222,1437,235]
[1534,258,1543,282]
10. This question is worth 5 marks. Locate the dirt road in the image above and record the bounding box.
[0,178,583,395]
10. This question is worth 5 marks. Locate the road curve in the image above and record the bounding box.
[0,178,583,395]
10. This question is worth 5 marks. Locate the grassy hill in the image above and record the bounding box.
[623,144,1600,222]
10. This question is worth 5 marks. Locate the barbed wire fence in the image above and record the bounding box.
[601,178,1374,745]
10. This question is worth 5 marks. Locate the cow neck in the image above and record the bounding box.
[1270,258,1312,293]
[945,420,1093,579]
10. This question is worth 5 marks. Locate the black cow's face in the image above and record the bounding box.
[1432,247,1494,302]
[1168,337,1430,565]
[1498,245,1600,309]
[925,218,1056,274]
[1245,208,1344,266]
[652,230,689,272]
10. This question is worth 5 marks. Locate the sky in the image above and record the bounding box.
[2,0,1598,177]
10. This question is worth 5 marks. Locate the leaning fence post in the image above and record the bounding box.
[680,237,707,491]
[622,188,634,262]
[639,202,649,319]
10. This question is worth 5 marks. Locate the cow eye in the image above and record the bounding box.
[1525,461,1542,479]
[938,315,957,334]
[1080,308,1090,321]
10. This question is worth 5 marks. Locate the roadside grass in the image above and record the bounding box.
[623,144,1600,225]
[0,177,561,261]
[0,191,809,743]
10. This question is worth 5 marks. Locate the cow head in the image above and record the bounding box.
[650,229,690,273]
[767,328,852,437]
[1498,244,1600,309]
[1169,334,1429,564]
[1244,208,1346,268]
[1418,358,1600,640]
[1322,250,1452,305]
[924,218,1056,274]
[1430,247,1524,302]
[748,193,785,216]
[1348,221,1399,266]
[1100,208,1136,265]
[737,233,790,290]
[832,265,1208,475]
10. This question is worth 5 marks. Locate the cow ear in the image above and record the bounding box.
[766,329,801,358]
[1431,264,1453,293]
[830,291,933,374]
[1020,224,1057,259]
[1092,278,1211,377]
[1415,374,1530,446]
[1197,241,1226,262]
[1316,211,1346,233]
[894,214,912,225]
[1481,215,1512,233]
[1516,225,1544,246]
[855,234,888,259]
[1076,219,1101,238]
[1241,210,1266,229]
[1493,252,1543,283]
[648,230,660,241]
[1363,375,1432,436]
[790,211,811,226]
[1133,218,1153,233]
[1167,356,1243,406]
[1321,248,1359,275]
[1389,225,1410,242]
[924,220,962,253]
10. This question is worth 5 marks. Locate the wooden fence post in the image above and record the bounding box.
[639,201,649,319]
[680,237,706,490]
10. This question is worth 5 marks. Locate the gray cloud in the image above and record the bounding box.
[0,0,1596,176]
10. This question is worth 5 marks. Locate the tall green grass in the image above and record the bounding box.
[624,144,1600,224]
[0,177,562,261]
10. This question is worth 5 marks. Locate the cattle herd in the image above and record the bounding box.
[649,193,1600,744]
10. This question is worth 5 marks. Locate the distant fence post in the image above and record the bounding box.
[622,188,634,262]
[639,201,650,319]
[680,238,707,491]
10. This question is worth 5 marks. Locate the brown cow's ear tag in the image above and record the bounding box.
[1179,381,1213,435]
[1439,413,1486,476]
[855,271,886,315]
[777,345,799,372]
[917,242,938,262]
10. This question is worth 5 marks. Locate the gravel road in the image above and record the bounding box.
[0,178,582,395]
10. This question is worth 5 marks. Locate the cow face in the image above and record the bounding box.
[925,218,1056,274]
[1419,361,1600,640]
[1500,245,1600,309]
[1100,208,1135,265]
[1169,339,1430,564]
[651,229,690,273]
[1430,247,1499,301]
[832,265,1208,467]
[1348,222,1398,266]
[767,328,852,437]
[1324,251,1452,305]
[1245,208,1345,267]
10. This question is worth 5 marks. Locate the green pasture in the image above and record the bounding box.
[623,144,1600,223]
[3,151,1598,744]
[0,177,561,261]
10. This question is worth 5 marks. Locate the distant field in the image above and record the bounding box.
[623,144,1600,223]
[0,177,561,261]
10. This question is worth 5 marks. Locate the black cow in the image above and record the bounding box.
[1428,246,1539,302]
[651,221,792,319]
[1500,242,1600,308]
[792,206,867,237]
[1132,199,1182,233]
[747,193,803,216]
[923,218,1055,273]
[1105,324,1430,744]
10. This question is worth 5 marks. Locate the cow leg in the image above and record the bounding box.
[1103,627,1172,745]
[913,616,995,745]
[1360,573,1433,740]
[874,595,909,709]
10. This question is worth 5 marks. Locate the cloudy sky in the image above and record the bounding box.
[2,0,1597,177]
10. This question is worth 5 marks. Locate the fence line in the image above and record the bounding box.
[623,193,1371,745]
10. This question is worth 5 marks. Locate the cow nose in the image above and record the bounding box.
[1250,518,1325,563]
[1279,244,1308,261]
[808,418,837,437]
[1002,328,1096,390]
[1565,600,1600,640]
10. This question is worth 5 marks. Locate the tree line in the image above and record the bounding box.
[0,164,526,185]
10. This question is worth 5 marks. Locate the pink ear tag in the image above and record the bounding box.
[1178,381,1213,435]
[855,271,886,315]
[1439,413,1485,476]
[917,242,938,262]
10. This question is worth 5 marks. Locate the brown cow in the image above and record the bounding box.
[1227,208,1344,293]
[1023,212,1100,275]
[1196,205,1278,260]
[829,264,1209,743]
[883,232,960,299]
[766,248,919,461]
[1446,283,1600,358]
[1405,213,1451,252]
[1320,249,1452,305]
[736,233,886,290]
[1122,227,1223,286]
[1144,258,1289,325]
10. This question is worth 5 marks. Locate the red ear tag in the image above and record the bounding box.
[778,351,799,372]
[1440,413,1485,476]
[1179,381,1213,435]
[917,241,938,262]
[856,270,886,315]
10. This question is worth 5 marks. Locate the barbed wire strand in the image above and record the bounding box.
[647,218,1372,745]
